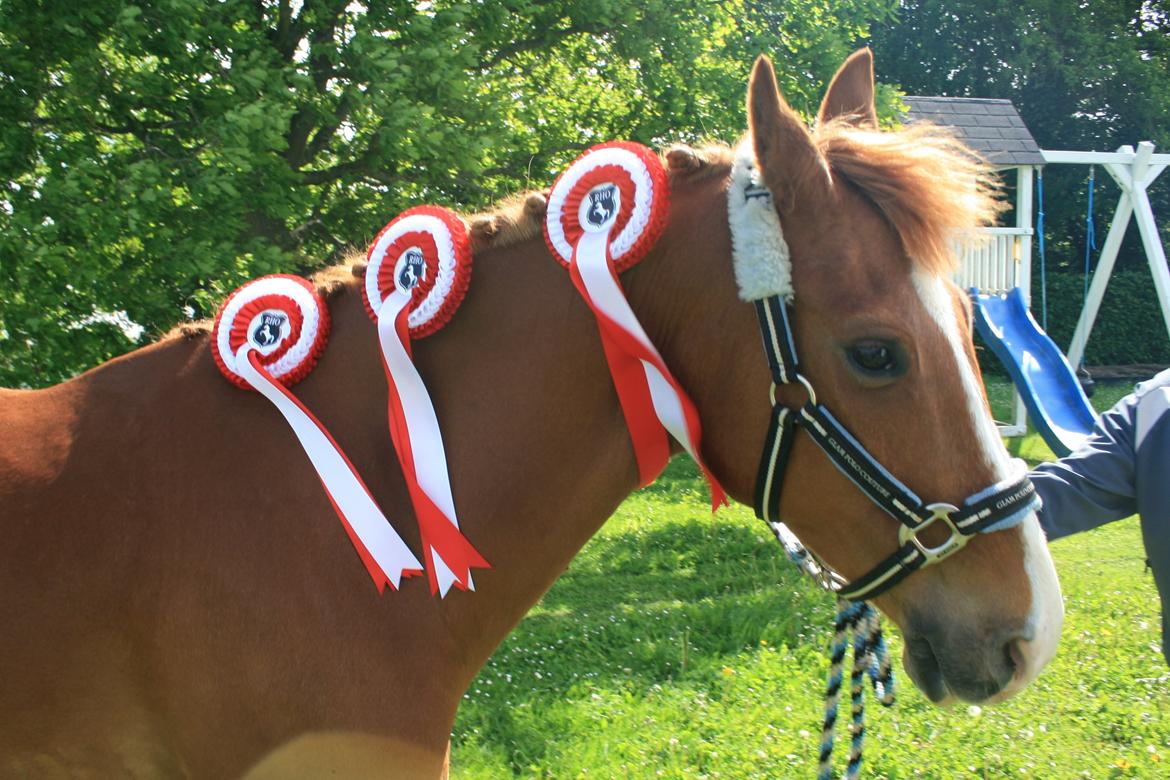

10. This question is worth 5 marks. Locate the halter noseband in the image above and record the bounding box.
[752,295,1040,602]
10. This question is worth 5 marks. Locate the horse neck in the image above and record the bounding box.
[41,167,757,694]
[423,169,767,676]
[10,260,634,697]
[361,168,761,678]
[351,233,648,672]
[619,168,769,505]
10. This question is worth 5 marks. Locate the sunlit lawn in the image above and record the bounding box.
[452,377,1168,778]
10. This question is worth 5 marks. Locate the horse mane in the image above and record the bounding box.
[815,119,1005,275]
[458,145,735,253]
[162,149,731,342]
[639,128,1002,281]
[163,128,997,342]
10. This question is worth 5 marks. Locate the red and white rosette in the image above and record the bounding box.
[365,206,489,597]
[212,275,424,592]
[544,142,726,508]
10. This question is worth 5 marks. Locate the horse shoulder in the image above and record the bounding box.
[0,386,78,498]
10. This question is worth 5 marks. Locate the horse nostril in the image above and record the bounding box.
[1004,636,1029,679]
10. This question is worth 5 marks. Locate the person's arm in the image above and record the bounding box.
[1030,392,1139,540]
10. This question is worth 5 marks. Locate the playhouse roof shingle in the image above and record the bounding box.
[903,96,1045,167]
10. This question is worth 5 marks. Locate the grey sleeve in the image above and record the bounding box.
[1030,393,1139,540]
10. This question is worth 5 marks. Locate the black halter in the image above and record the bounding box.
[752,296,1040,602]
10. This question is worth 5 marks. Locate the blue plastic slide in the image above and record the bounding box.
[971,288,1097,456]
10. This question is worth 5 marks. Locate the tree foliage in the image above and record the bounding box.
[872,1,1170,295]
[874,1,1170,149]
[0,0,897,387]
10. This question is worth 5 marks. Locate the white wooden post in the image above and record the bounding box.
[1129,143,1170,340]
[1016,165,1034,302]
[1011,165,1035,435]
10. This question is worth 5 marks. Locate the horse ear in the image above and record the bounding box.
[747,55,830,212]
[817,48,878,128]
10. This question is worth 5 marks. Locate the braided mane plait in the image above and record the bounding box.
[664,143,735,181]
[165,128,992,345]
[462,146,734,253]
[306,147,736,290]
[467,190,548,252]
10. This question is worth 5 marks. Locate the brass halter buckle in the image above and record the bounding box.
[898,502,969,565]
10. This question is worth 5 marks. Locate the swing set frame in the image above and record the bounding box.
[1039,142,1170,369]
[955,141,1170,437]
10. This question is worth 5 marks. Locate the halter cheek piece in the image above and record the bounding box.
[752,295,1041,602]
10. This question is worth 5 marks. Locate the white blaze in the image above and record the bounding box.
[912,270,1063,694]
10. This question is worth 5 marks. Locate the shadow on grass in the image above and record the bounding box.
[629,454,716,501]
[454,509,839,771]
[533,520,832,652]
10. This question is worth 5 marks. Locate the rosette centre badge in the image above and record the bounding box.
[249,310,290,351]
[582,184,620,232]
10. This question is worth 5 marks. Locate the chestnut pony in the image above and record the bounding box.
[0,51,1062,778]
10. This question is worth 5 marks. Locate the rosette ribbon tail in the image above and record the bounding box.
[235,346,424,592]
[376,290,490,597]
[595,304,672,488]
[569,230,728,510]
[412,487,491,597]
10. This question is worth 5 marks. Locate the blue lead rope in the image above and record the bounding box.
[817,599,896,780]
[769,522,895,779]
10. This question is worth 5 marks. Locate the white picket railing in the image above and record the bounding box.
[954,227,1032,296]
[956,226,1034,437]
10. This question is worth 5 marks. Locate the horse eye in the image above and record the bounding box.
[847,341,901,376]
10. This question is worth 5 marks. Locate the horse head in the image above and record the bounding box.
[639,50,1063,705]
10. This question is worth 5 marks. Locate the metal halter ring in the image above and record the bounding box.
[770,373,818,407]
[897,502,968,565]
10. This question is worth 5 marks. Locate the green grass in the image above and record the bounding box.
[451,378,1168,778]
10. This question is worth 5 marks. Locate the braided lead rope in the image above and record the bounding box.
[817,600,856,780]
[847,625,867,778]
[816,599,896,780]
[766,522,896,778]
[865,607,896,707]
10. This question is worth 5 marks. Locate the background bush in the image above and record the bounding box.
[3,0,1169,385]
[1035,270,1170,366]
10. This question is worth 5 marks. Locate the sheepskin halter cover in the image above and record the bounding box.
[544,141,726,508]
[364,206,488,597]
[212,274,424,592]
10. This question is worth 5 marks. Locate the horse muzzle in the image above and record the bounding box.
[902,619,1044,705]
